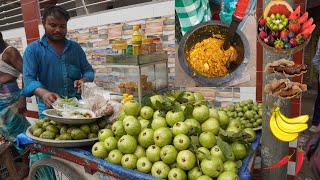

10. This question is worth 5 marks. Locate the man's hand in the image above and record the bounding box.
[42,92,60,108]
[74,79,85,93]
[74,77,91,93]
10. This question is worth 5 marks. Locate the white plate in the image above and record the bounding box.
[26,127,98,148]
[43,109,102,125]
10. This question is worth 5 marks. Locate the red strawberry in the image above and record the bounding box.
[259,18,266,26]
[259,31,267,39]
[288,20,301,34]
[280,29,289,39]
[290,38,298,47]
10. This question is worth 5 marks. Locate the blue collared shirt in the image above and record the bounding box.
[23,35,94,118]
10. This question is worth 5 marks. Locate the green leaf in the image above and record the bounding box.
[159,110,166,118]
[184,105,194,119]
[216,137,233,158]
[176,92,188,103]
[236,160,242,169]
[173,102,182,112]
[196,149,212,160]
[155,100,164,111]
[190,136,200,148]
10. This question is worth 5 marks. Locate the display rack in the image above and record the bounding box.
[93,51,169,105]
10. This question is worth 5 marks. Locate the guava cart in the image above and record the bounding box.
[17,131,261,180]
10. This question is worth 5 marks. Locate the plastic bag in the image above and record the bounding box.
[52,97,78,115]
[81,82,112,116]
[102,100,122,124]
[60,108,96,118]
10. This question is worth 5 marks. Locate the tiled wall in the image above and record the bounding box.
[66,15,176,86]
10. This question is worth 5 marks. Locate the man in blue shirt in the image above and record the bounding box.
[23,6,94,118]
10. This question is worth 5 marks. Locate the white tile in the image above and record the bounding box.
[240,87,256,93]
[287,161,296,175]
[153,0,174,17]
[67,1,172,30]
[69,15,99,30]
[240,93,256,102]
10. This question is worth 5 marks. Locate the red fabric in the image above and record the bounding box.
[212,12,220,20]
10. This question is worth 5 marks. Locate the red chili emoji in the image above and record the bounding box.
[264,150,296,170]
[295,146,304,176]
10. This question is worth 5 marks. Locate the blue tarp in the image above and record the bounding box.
[17,130,261,180]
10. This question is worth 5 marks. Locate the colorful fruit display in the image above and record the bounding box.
[269,106,309,142]
[259,1,316,51]
[30,117,108,140]
[91,91,258,179]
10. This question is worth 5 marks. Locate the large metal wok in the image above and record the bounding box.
[178,21,250,86]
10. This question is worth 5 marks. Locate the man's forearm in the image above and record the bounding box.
[34,87,50,98]
[81,77,93,83]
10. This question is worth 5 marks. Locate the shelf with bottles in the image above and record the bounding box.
[104,51,168,65]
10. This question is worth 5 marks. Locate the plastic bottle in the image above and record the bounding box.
[137,24,145,39]
[132,25,142,44]
[132,25,142,55]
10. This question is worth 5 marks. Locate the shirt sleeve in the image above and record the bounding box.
[77,44,94,81]
[22,46,45,97]
[312,39,320,73]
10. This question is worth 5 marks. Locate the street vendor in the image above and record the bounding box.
[23,5,94,118]
[0,31,30,144]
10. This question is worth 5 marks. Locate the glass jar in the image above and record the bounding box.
[149,38,156,53]
[153,37,163,52]
[141,38,153,54]
[112,40,127,55]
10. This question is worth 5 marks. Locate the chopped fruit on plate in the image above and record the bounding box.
[259,2,316,50]
[259,31,268,39]
[266,13,288,31]
[271,31,280,39]
[259,18,266,26]
[280,29,289,40]
[274,39,284,49]
[284,43,292,49]
[263,0,293,19]
[297,12,308,25]
[289,36,303,47]
[288,5,300,20]
[298,24,316,40]
[264,35,275,46]
[288,20,301,34]
[301,18,314,31]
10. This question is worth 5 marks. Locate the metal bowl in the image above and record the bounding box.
[178,21,250,86]
[26,127,98,147]
[43,109,102,125]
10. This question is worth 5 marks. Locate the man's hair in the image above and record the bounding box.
[43,5,70,22]
[0,32,7,53]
